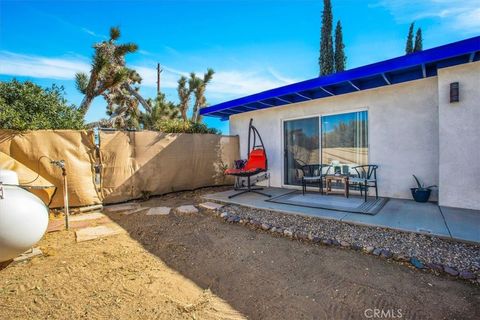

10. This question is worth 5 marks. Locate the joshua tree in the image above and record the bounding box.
[177,76,194,121]
[190,68,214,123]
[75,26,151,117]
[141,93,180,129]
[104,86,141,129]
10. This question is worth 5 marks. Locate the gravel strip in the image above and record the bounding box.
[213,203,480,283]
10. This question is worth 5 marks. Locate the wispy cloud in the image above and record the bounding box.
[81,27,107,39]
[0,51,90,79]
[373,0,480,33]
[0,52,298,100]
[134,65,298,99]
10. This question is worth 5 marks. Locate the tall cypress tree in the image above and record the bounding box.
[334,20,346,72]
[405,22,414,54]
[414,28,423,52]
[319,0,334,76]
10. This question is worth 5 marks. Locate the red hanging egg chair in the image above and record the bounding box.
[225,118,271,199]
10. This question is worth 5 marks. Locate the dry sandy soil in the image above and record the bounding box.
[1,187,479,319]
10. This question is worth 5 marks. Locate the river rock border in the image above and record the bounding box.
[203,204,479,285]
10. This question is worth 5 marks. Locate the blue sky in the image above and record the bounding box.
[1,0,479,133]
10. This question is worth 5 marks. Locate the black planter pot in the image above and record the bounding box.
[410,188,431,203]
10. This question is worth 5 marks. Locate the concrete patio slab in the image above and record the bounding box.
[341,199,451,238]
[203,187,480,244]
[441,206,480,244]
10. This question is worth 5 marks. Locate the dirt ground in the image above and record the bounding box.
[1,188,479,319]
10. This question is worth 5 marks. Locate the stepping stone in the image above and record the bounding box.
[176,205,199,214]
[75,224,124,242]
[70,212,106,222]
[103,203,139,213]
[199,202,224,210]
[47,219,65,233]
[13,248,43,262]
[146,207,171,216]
[120,207,147,215]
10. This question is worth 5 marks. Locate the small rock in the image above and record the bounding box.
[351,244,362,251]
[393,253,410,262]
[459,271,475,280]
[410,257,425,269]
[220,212,229,218]
[176,205,199,214]
[443,266,459,276]
[284,229,293,237]
[13,248,43,262]
[227,216,239,223]
[270,227,277,232]
[425,262,443,273]
[322,239,333,246]
[331,239,340,246]
[307,233,315,241]
[380,250,393,259]
[275,228,284,235]
[199,202,223,211]
[364,246,375,254]
[261,223,271,231]
[312,236,321,243]
[340,241,350,248]
[296,232,308,241]
[251,220,262,228]
[372,248,382,256]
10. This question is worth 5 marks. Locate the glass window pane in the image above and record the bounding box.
[321,111,368,175]
[284,117,320,185]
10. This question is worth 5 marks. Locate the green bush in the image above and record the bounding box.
[154,118,220,134]
[0,79,85,130]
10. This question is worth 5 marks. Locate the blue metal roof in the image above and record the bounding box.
[201,36,480,120]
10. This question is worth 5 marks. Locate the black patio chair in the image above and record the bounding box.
[349,165,379,202]
[300,164,332,195]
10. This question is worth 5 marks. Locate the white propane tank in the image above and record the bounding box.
[0,170,49,262]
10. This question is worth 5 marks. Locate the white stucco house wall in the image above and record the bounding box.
[201,36,480,211]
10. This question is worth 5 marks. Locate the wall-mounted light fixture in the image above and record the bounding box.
[450,82,459,103]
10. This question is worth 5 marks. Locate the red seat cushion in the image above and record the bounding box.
[225,168,262,175]
[225,148,267,176]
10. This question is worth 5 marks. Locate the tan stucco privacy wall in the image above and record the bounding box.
[438,61,480,210]
[229,61,479,209]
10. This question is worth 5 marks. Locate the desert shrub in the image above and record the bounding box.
[154,118,220,134]
[0,79,84,130]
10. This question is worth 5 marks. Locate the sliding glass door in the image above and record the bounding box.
[283,110,368,186]
[321,111,368,175]
[283,117,320,186]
